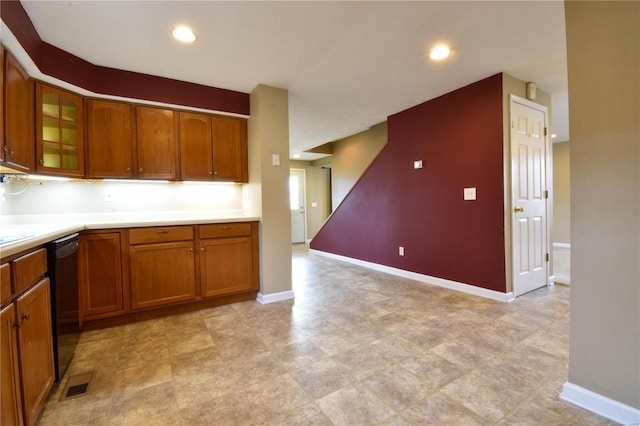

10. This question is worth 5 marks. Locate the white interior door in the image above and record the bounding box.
[289,169,306,243]
[511,97,548,296]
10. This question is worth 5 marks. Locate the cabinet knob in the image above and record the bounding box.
[21,313,30,321]
[214,171,218,176]
[139,168,144,173]
[209,170,213,176]
[10,149,15,154]
[200,247,205,252]
[3,146,7,152]
[39,159,44,165]
[13,321,22,329]
[126,167,131,172]
[189,248,194,252]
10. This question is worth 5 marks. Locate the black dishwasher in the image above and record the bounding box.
[46,233,81,382]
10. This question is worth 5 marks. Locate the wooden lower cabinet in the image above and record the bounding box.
[1,303,23,426]
[16,278,55,426]
[129,241,196,310]
[200,236,255,297]
[79,232,124,323]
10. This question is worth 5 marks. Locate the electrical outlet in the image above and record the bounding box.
[399,246,405,256]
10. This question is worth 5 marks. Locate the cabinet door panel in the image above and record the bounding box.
[4,52,34,172]
[79,233,124,319]
[16,278,54,426]
[211,116,247,182]
[179,111,213,181]
[36,83,85,177]
[87,99,135,178]
[200,237,254,297]
[136,106,176,180]
[1,304,23,426]
[130,241,195,310]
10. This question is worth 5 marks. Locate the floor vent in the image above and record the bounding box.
[59,372,94,401]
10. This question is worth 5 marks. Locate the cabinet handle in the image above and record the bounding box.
[3,146,7,152]
[222,226,230,230]
[21,313,30,321]
[157,230,169,234]
[214,171,218,176]
[126,167,131,172]
[139,168,144,173]
[39,159,44,164]
[189,248,194,252]
[209,170,213,176]
[200,247,205,252]
[13,321,22,329]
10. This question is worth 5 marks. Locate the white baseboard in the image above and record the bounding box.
[561,382,640,425]
[256,290,295,304]
[309,249,514,303]
[553,242,571,248]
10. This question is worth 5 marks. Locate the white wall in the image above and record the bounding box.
[1,179,244,216]
[565,0,639,412]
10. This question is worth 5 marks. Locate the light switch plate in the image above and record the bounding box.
[464,187,477,200]
[311,202,318,207]
[272,154,280,166]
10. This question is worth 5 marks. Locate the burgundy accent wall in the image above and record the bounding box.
[311,74,506,292]
[1,0,249,115]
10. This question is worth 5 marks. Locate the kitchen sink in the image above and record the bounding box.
[0,233,36,245]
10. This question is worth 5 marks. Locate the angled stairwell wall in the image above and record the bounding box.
[311,74,507,292]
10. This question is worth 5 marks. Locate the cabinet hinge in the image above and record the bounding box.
[544,190,549,199]
[546,253,550,262]
[544,127,548,136]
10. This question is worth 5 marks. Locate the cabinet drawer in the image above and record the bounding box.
[199,222,252,239]
[129,226,193,244]
[12,249,47,294]
[1,263,11,306]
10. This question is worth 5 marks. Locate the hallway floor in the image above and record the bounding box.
[39,245,612,425]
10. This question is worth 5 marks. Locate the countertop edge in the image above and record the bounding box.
[1,217,260,259]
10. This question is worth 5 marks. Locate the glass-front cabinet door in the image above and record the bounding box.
[36,83,84,177]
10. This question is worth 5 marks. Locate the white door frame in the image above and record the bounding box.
[289,168,307,243]
[508,94,553,297]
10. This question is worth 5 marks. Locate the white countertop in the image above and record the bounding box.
[0,212,260,258]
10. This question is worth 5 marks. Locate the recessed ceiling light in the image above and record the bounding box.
[172,26,197,43]
[551,134,557,138]
[429,44,451,61]
[293,154,301,159]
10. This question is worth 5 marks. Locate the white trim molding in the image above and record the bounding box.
[561,382,640,425]
[257,290,295,304]
[553,242,572,248]
[310,249,515,303]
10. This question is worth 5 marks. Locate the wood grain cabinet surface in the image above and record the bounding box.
[79,232,125,323]
[198,222,259,298]
[135,106,177,180]
[1,303,23,426]
[179,111,213,181]
[129,226,196,310]
[35,83,85,177]
[86,99,135,179]
[15,278,55,426]
[211,115,248,182]
[3,51,34,172]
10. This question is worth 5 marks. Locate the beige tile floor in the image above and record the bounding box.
[39,244,613,425]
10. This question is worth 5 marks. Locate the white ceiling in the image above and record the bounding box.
[16,1,569,160]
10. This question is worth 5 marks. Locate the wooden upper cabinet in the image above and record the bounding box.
[179,111,213,181]
[135,106,177,180]
[212,115,248,182]
[36,83,85,177]
[3,52,34,172]
[86,99,135,179]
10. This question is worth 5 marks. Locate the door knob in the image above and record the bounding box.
[514,206,525,213]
